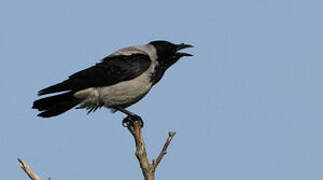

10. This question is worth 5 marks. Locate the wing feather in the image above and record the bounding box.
[38,54,151,95]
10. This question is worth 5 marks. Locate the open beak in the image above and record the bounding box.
[175,43,194,57]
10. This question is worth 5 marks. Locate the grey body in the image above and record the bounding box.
[75,44,158,109]
[33,40,193,118]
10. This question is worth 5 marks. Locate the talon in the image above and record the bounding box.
[122,115,144,127]
[116,107,144,127]
[122,121,128,127]
[122,117,133,127]
[132,115,144,127]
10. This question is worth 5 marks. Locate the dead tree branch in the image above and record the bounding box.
[124,116,176,180]
[17,158,46,180]
[18,116,176,180]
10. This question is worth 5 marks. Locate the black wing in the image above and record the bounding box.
[38,54,151,95]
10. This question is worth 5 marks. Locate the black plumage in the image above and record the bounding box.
[33,92,80,117]
[33,40,193,118]
[34,54,151,117]
[38,54,151,95]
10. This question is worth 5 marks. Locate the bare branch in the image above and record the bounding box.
[17,115,176,180]
[152,131,176,169]
[126,120,154,180]
[125,116,176,180]
[17,158,42,180]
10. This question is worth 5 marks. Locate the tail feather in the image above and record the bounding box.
[38,80,73,96]
[33,92,81,118]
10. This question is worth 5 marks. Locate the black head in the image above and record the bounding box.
[149,40,193,60]
[148,40,193,85]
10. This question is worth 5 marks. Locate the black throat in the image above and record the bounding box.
[150,56,180,85]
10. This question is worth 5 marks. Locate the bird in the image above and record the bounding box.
[33,40,193,123]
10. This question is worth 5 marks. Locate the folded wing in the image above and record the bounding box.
[38,54,151,95]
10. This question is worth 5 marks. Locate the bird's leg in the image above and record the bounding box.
[116,107,144,127]
[122,114,144,128]
[116,107,137,116]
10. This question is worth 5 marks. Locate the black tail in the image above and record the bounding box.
[33,92,81,118]
[38,80,73,95]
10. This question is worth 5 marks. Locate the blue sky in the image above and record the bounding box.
[1,0,323,179]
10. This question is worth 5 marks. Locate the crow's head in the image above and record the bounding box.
[149,40,193,63]
[148,40,193,84]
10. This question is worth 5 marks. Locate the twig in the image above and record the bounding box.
[17,158,42,180]
[125,116,176,180]
[152,131,176,169]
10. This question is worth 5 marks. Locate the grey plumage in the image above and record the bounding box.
[33,40,193,118]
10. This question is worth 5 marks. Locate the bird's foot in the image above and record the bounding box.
[122,114,144,128]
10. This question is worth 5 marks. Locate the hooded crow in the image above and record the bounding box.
[33,40,193,119]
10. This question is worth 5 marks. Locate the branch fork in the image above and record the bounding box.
[124,116,176,180]
[18,115,176,180]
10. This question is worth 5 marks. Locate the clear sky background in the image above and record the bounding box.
[1,0,323,179]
